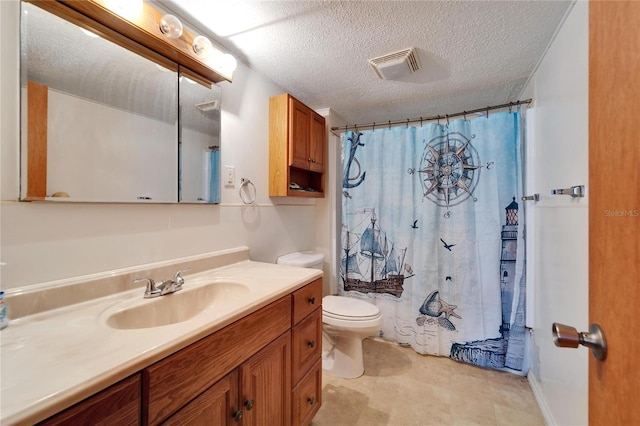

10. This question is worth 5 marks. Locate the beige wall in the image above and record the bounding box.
[0,0,319,289]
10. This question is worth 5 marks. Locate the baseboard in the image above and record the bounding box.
[528,374,555,425]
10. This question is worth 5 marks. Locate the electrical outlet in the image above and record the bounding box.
[224,166,235,187]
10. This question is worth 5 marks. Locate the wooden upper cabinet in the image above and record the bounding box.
[269,93,326,198]
[309,113,325,173]
[290,98,312,170]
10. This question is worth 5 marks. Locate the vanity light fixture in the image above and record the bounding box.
[104,0,143,20]
[159,14,183,39]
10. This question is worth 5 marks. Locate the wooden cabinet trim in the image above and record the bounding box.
[26,81,48,200]
[38,374,141,426]
[144,296,291,425]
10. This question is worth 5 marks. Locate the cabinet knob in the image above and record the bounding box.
[308,340,316,348]
[244,399,255,410]
[308,296,316,305]
[308,157,312,162]
[307,396,315,405]
[232,409,243,422]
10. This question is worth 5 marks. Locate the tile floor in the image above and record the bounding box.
[312,338,545,426]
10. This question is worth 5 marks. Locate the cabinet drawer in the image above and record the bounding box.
[144,296,291,425]
[292,360,322,426]
[292,279,322,325]
[292,309,322,384]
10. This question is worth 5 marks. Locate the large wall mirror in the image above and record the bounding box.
[20,1,221,203]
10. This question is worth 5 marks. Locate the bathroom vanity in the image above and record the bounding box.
[1,248,322,425]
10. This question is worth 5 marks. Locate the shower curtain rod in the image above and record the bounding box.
[330,98,532,132]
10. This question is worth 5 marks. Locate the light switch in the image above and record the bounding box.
[224,165,235,187]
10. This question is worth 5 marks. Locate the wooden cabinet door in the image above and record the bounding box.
[289,97,311,170]
[240,332,292,426]
[162,371,239,426]
[309,113,325,173]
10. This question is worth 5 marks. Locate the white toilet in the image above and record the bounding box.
[277,251,382,379]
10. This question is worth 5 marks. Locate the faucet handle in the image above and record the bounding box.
[173,267,191,286]
[134,277,161,298]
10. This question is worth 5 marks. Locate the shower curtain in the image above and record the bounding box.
[340,111,527,373]
[208,149,220,203]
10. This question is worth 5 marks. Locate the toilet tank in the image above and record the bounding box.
[277,251,324,270]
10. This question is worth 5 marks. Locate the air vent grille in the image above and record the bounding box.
[368,47,420,80]
[195,100,219,111]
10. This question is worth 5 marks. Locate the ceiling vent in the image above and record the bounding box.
[195,100,219,111]
[369,48,420,80]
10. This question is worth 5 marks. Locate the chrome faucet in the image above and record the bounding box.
[134,267,191,298]
[160,267,190,295]
[133,277,163,298]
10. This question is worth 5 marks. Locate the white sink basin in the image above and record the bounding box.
[104,280,250,330]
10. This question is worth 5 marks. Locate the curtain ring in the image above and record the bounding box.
[406,119,409,128]
[372,122,375,132]
[420,116,423,127]
[239,178,256,204]
[388,120,391,130]
[486,107,489,118]
[446,114,450,126]
[437,115,441,126]
[463,111,467,121]
[509,102,513,113]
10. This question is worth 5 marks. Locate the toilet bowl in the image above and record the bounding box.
[276,251,382,379]
[321,295,382,379]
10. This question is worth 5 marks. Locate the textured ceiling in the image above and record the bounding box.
[165,0,572,125]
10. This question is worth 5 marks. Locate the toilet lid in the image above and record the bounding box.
[322,295,380,320]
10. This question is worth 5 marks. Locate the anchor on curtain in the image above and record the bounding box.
[340,111,527,373]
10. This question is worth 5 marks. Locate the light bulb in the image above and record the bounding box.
[159,14,183,39]
[221,54,238,73]
[105,0,142,20]
[192,35,213,58]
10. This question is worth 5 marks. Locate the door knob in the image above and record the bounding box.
[552,322,607,360]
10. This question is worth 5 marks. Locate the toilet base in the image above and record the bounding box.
[322,334,366,379]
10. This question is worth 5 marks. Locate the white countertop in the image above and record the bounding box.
[0,260,321,426]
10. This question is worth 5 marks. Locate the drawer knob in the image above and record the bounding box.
[232,409,243,422]
[308,340,316,348]
[307,396,315,405]
[308,296,316,305]
[244,399,254,410]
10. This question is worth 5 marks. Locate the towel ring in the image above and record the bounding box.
[239,178,256,204]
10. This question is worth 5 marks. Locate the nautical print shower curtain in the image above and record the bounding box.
[340,111,527,373]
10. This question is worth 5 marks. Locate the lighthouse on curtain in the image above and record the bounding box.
[500,197,519,339]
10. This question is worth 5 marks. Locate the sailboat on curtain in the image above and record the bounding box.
[341,209,414,298]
